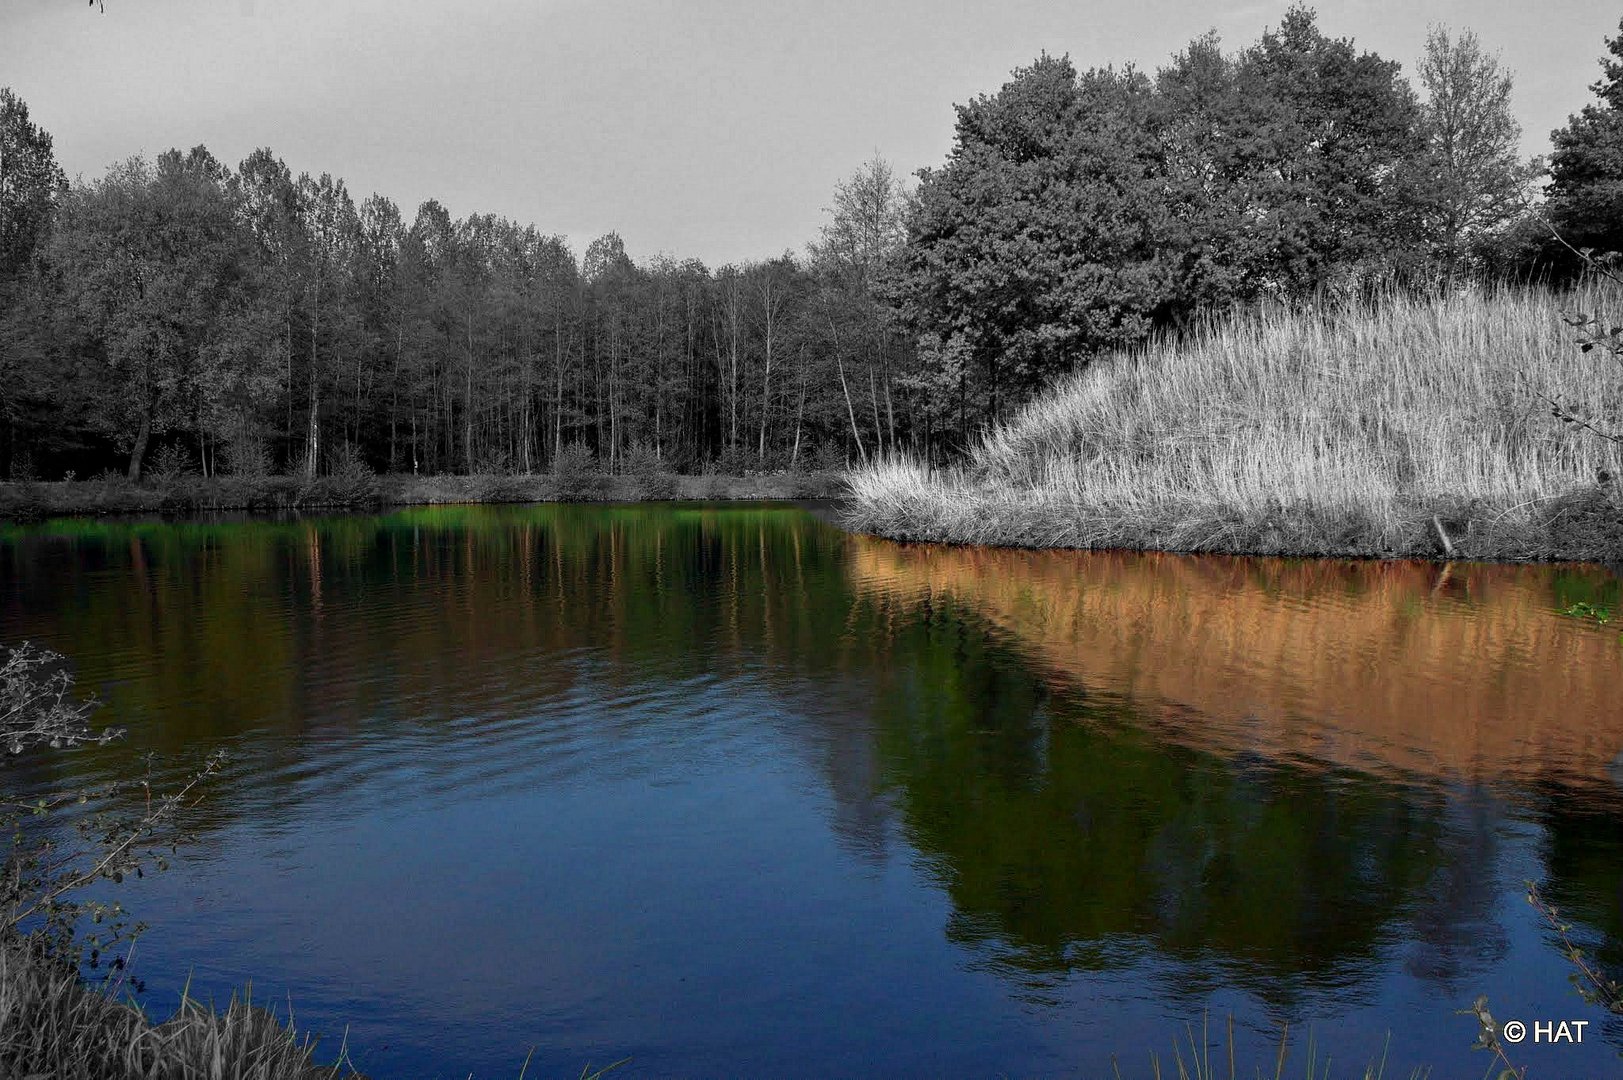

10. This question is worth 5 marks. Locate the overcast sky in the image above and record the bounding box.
[2,0,1615,266]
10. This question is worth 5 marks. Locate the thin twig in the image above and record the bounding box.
[1527,882,1623,1014]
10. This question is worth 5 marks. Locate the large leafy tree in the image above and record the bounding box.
[1232,6,1427,289]
[893,56,1181,430]
[582,231,640,470]
[1412,27,1538,280]
[530,233,582,469]
[0,89,62,281]
[0,88,66,477]
[229,148,308,468]
[351,193,405,465]
[403,199,458,473]
[1153,13,1429,300]
[48,149,249,479]
[891,10,1431,436]
[292,171,361,477]
[1151,33,1281,313]
[1547,19,1623,256]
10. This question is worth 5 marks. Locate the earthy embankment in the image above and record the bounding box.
[847,286,1623,563]
[0,469,844,523]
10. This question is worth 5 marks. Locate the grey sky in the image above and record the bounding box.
[2,0,1614,266]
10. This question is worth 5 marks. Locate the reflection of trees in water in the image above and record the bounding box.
[856,592,1465,1010]
[790,688,894,865]
[846,540,1623,787]
[843,536,1623,1019]
[1398,790,1508,990]
[0,506,901,834]
[1,508,1620,1020]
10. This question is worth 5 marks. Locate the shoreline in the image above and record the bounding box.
[841,479,1623,566]
[0,470,847,524]
[7,471,1621,567]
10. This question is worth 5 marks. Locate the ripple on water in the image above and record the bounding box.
[0,507,1620,1079]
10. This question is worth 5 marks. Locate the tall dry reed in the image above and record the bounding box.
[848,285,1623,559]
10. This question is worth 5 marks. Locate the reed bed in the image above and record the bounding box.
[847,285,1623,560]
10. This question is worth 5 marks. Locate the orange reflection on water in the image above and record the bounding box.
[849,539,1623,786]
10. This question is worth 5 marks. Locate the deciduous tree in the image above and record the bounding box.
[1414,26,1539,280]
[891,57,1182,429]
[1547,19,1623,257]
[0,88,66,477]
[49,150,246,479]
[1234,6,1427,289]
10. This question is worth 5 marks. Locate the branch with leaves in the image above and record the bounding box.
[0,641,223,972]
[1526,881,1623,1016]
[0,642,122,754]
[1532,211,1623,452]
[1546,354,1621,448]
[1457,995,1527,1080]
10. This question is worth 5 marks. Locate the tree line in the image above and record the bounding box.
[0,137,915,481]
[2,6,1621,481]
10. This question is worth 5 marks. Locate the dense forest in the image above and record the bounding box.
[1,6,1620,482]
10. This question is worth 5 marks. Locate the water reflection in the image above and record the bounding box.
[849,541,1623,788]
[0,506,1618,1077]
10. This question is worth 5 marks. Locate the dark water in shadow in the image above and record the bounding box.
[1,503,1621,1078]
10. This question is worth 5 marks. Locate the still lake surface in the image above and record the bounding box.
[1,502,1621,1078]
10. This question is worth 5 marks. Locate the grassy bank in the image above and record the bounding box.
[0,932,362,1079]
[847,284,1623,561]
[0,469,844,523]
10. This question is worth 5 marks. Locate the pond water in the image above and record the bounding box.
[1,503,1621,1079]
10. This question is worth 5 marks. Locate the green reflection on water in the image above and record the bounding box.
[863,590,1449,1006]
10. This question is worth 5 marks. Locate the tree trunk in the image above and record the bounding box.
[869,368,883,457]
[127,409,153,482]
[306,386,319,478]
[285,310,294,467]
[827,314,867,464]
[790,361,806,469]
[836,350,866,465]
[758,318,773,463]
[305,282,321,479]
[389,326,403,470]
[464,310,475,473]
[882,343,897,451]
[728,285,740,453]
